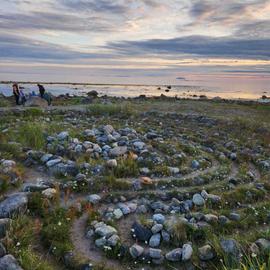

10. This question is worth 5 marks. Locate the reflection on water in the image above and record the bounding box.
[0,75,270,100]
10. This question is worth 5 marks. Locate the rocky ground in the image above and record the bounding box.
[0,96,270,270]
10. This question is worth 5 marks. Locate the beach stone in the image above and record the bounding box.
[182,243,193,261]
[129,244,144,258]
[106,159,117,168]
[103,125,114,135]
[0,254,23,269]
[255,238,270,251]
[191,160,200,169]
[25,96,48,107]
[87,194,101,205]
[192,193,205,206]
[151,224,163,234]
[118,203,130,215]
[149,233,161,247]
[113,209,123,220]
[46,158,62,167]
[149,248,162,259]
[107,234,120,247]
[95,225,117,238]
[0,193,28,218]
[109,146,127,157]
[57,131,69,140]
[95,237,107,248]
[161,230,170,242]
[229,212,241,221]
[131,222,152,242]
[165,248,182,262]
[153,214,165,224]
[198,245,215,261]
[220,239,240,259]
[41,154,53,163]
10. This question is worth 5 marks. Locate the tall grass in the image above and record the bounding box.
[86,103,135,117]
[18,123,45,150]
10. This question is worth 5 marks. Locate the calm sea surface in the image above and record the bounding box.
[1,76,270,100]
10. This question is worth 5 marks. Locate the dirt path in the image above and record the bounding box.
[71,212,124,270]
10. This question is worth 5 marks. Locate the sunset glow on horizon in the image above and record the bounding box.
[0,0,270,86]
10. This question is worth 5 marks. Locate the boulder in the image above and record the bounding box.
[220,239,240,259]
[0,193,28,218]
[149,233,161,247]
[25,96,48,107]
[0,254,23,270]
[129,244,144,259]
[182,243,193,261]
[255,238,270,251]
[149,248,162,259]
[153,214,165,224]
[192,193,205,206]
[109,146,127,157]
[165,248,182,262]
[198,244,215,261]
[131,221,152,242]
[95,225,117,238]
[87,194,101,205]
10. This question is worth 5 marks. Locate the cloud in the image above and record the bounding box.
[0,33,114,60]
[59,0,128,14]
[235,20,270,39]
[0,11,114,32]
[108,35,270,59]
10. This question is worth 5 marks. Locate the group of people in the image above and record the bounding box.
[12,83,49,105]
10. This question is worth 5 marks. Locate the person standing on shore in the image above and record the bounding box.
[12,83,20,105]
[37,83,45,98]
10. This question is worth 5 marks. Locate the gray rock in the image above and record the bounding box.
[198,245,215,261]
[25,96,48,107]
[149,248,162,259]
[109,146,127,157]
[113,209,123,220]
[192,193,205,206]
[0,193,28,218]
[161,230,170,242]
[131,222,152,242]
[87,194,101,205]
[129,244,144,259]
[136,205,148,214]
[219,215,230,225]
[95,225,117,238]
[255,238,270,251]
[46,158,62,167]
[106,159,117,168]
[107,234,120,247]
[40,154,53,163]
[220,239,240,258]
[95,237,107,248]
[103,125,114,135]
[168,167,180,174]
[153,214,165,224]
[149,233,161,247]
[0,254,23,270]
[182,243,193,261]
[57,131,69,140]
[151,224,163,234]
[165,248,182,262]
[191,160,200,169]
[229,212,241,221]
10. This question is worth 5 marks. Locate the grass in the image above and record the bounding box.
[86,103,135,117]
[4,215,56,270]
[17,123,46,150]
[111,155,139,178]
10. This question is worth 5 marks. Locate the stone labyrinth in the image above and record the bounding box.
[0,108,270,270]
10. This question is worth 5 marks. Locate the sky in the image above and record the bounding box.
[0,0,270,85]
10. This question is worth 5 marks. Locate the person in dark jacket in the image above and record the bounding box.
[12,83,20,105]
[37,84,45,98]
